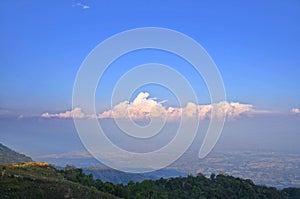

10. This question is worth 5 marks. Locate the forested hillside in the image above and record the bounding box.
[0,162,119,199]
[1,143,300,199]
[60,165,300,199]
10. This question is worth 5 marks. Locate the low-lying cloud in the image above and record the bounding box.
[41,92,259,121]
[291,108,300,114]
[42,107,85,119]
[98,92,254,121]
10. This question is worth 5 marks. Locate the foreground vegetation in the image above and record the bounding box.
[1,162,300,199]
[60,165,300,199]
[0,162,119,199]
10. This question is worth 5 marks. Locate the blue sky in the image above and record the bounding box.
[1,0,300,114]
[0,1,300,162]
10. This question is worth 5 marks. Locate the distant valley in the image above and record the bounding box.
[35,147,300,189]
[1,143,300,199]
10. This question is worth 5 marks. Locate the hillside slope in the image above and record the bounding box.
[61,166,300,199]
[0,162,119,199]
[1,162,300,199]
[0,143,32,164]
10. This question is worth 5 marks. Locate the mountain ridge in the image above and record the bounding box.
[0,143,32,164]
[84,166,186,184]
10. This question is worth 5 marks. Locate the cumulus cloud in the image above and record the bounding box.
[99,92,168,120]
[291,108,300,114]
[98,92,255,121]
[41,92,263,120]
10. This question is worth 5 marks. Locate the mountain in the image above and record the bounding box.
[0,162,119,199]
[84,167,186,184]
[84,167,146,184]
[0,143,32,164]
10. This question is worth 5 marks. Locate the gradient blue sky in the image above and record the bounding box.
[1,0,300,115]
[1,1,300,161]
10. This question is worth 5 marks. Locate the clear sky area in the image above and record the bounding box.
[0,1,299,161]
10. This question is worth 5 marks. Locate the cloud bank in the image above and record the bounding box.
[42,107,85,119]
[42,92,259,121]
[98,92,254,121]
[0,108,11,115]
[291,108,300,114]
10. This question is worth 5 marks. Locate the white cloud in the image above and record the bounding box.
[98,92,168,120]
[41,92,267,121]
[73,2,90,9]
[98,92,255,121]
[42,107,86,119]
[0,108,11,115]
[291,108,300,114]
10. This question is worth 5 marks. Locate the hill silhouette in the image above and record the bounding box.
[0,143,32,164]
[84,167,185,184]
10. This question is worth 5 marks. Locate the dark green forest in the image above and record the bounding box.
[0,162,300,199]
[1,163,300,199]
[59,165,300,199]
